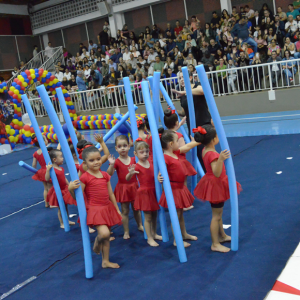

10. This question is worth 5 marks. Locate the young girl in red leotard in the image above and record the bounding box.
[106,135,143,239]
[69,145,122,269]
[163,109,194,211]
[126,139,162,247]
[194,125,242,253]
[158,129,200,248]
[69,144,80,172]
[45,149,76,229]
[31,134,52,207]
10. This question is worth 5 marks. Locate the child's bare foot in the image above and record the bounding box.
[138,225,144,232]
[154,234,162,240]
[211,243,230,253]
[123,232,130,239]
[147,239,159,247]
[89,227,95,233]
[102,261,120,269]
[69,221,75,226]
[182,233,198,241]
[45,201,50,208]
[219,235,231,243]
[93,237,101,255]
[174,240,191,248]
[110,236,115,241]
[60,224,64,229]
[183,205,194,211]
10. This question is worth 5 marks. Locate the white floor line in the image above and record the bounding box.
[222,113,300,122]
[0,201,44,221]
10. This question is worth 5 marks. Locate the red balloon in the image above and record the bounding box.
[14,125,20,130]
[23,125,30,131]
[66,97,71,101]
[21,86,25,90]
[60,85,65,89]
[50,75,55,81]
[0,138,6,144]
[46,79,50,83]
[17,112,22,117]
[40,68,44,73]
[30,127,35,133]
[13,94,18,99]
[68,109,71,113]
[28,76,32,81]
[0,129,5,134]
[8,91,13,96]
[25,70,30,75]
[17,99,22,103]
[72,110,76,114]
[14,78,18,83]
[10,122,14,127]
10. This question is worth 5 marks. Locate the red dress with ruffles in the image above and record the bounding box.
[194,151,242,204]
[175,132,197,177]
[134,162,160,211]
[32,151,48,182]
[159,150,194,209]
[75,163,80,172]
[47,167,77,207]
[145,135,153,161]
[114,157,138,203]
[80,171,122,227]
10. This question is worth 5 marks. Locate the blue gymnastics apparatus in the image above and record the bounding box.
[114,113,132,134]
[19,161,37,173]
[56,88,80,159]
[95,106,138,149]
[147,74,169,242]
[36,85,93,278]
[195,64,239,251]
[182,67,197,194]
[141,80,187,263]
[159,82,205,178]
[21,93,70,232]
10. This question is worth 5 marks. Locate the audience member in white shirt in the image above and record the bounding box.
[123,47,131,63]
[63,69,71,81]
[54,67,64,82]
[147,48,158,67]
[81,48,90,60]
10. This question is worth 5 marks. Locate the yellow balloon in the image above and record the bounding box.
[9,136,15,142]
[52,91,56,95]
[24,131,31,137]
[54,78,59,83]
[12,119,18,125]
[5,125,10,129]
[14,89,19,95]
[9,86,15,92]
[16,107,21,112]
[22,82,28,87]
[14,136,19,143]
[42,73,47,78]
[18,121,23,126]
[30,69,35,74]
[19,77,24,82]
[9,129,15,135]
[31,74,36,79]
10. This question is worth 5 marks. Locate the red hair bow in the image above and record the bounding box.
[135,137,143,142]
[192,126,207,135]
[32,137,37,144]
[171,110,176,114]
[77,144,93,159]
[159,133,162,138]
[137,119,143,126]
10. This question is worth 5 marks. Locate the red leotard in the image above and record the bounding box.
[145,135,153,161]
[134,161,160,211]
[114,156,138,203]
[175,132,197,177]
[159,150,194,209]
[75,163,80,172]
[47,167,76,207]
[32,151,48,182]
[194,151,242,204]
[80,171,122,227]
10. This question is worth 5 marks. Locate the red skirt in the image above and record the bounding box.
[87,203,122,227]
[180,158,197,177]
[32,167,48,182]
[159,182,194,209]
[47,186,77,207]
[194,174,242,204]
[134,186,160,211]
[114,182,138,203]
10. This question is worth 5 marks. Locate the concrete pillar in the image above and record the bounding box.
[220,0,232,14]
[106,0,125,38]
[42,33,49,47]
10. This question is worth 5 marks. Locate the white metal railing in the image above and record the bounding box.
[24,57,300,117]
[112,0,135,5]
[39,46,64,73]
[7,47,63,88]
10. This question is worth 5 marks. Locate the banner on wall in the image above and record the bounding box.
[0,92,14,126]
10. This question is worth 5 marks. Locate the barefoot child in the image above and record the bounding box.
[193,125,242,253]
[107,135,143,239]
[126,139,162,247]
[45,149,77,228]
[158,129,200,248]
[31,134,52,207]
[163,109,195,211]
[69,145,122,269]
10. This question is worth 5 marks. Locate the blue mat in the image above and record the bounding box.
[1,135,299,300]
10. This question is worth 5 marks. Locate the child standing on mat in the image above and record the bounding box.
[45,149,76,228]
[158,129,200,247]
[107,135,143,239]
[69,143,80,172]
[31,134,52,207]
[69,145,122,269]
[163,109,195,211]
[126,139,162,247]
[193,125,242,253]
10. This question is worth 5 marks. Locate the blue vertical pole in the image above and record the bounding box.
[21,94,70,232]
[36,85,93,278]
[196,64,239,251]
[141,80,187,263]
[159,82,205,178]
[182,67,197,194]
[148,75,169,242]
[56,88,80,159]
[123,76,147,240]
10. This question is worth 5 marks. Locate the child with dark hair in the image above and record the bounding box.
[107,135,143,239]
[69,143,122,269]
[158,129,200,247]
[31,133,52,207]
[194,124,242,253]
[45,149,76,228]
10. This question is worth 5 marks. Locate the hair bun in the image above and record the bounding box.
[194,132,205,143]
[164,109,172,117]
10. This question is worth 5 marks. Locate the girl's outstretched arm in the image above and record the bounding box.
[45,162,53,181]
[179,137,200,154]
[68,180,82,199]
[106,154,116,176]
[126,164,138,181]
[107,182,121,215]
[32,157,37,168]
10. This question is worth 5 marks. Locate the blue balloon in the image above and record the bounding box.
[0,84,3,89]
[18,117,22,121]
[118,124,129,134]
[15,85,21,90]
[3,82,7,86]
[14,114,18,119]
[11,143,15,149]
[13,99,18,104]
[34,69,38,72]
[25,79,29,83]
[46,74,51,79]
[22,134,26,139]
[16,103,21,107]
[21,72,27,77]
[62,123,69,137]
[14,130,19,136]
[41,78,46,83]
[57,82,62,87]
[4,140,9,144]
[87,116,91,120]
[34,78,37,82]
[25,137,31,144]
[12,82,16,87]
[65,93,69,97]
[70,105,74,110]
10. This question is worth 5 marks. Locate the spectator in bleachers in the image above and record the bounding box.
[234,50,250,91]
[66,61,76,76]
[174,21,183,37]
[159,49,167,62]
[121,24,130,45]
[45,42,54,59]
[216,57,227,94]
[294,33,300,57]
[277,6,287,22]
[227,59,238,93]
[287,4,300,19]
[123,47,131,63]
[153,55,164,76]
[12,67,18,77]
[282,50,296,84]
[147,48,157,67]
[54,67,63,82]
[211,11,221,29]
[64,68,71,81]
[79,43,88,56]
[164,56,175,72]
[208,38,221,56]
[91,69,103,88]
[285,15,298,39]
[108,58,117,72]
[69,74,77,92]
[127,63,136,75]
[245,5,254,18]
[33,45,38,57]
[267,51,282,87]
[88,40,98,53]
[128,54,137,69]
[251,53,263,89]
[255,30,268,57]
[284,37,296,55]
[81,48,90,60]
[98,27,110,50]
[175,36,185,52]
[184,53,197,67]
[267,39,281,57]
